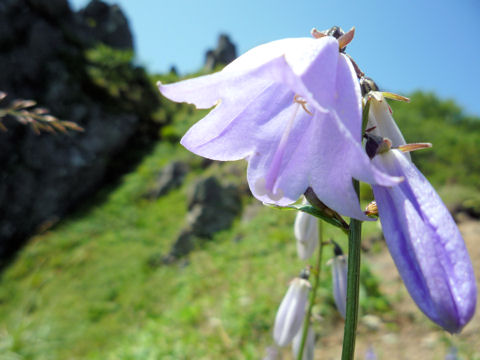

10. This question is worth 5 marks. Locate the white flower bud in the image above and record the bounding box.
[328,247,348,319]
[292,323,315,360]
[294,211,319,260]
[273,277,311,346]
[366,91,410,161]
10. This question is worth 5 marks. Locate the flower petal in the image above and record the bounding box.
[333,53,363,140]
[373,150,477,333]
[181,84,292,161]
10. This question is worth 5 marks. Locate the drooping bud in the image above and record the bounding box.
[273,277,311,346]
[373,149,477,333]
[294,206,319,260]
[292,322,315,360]
[328,241,348,318]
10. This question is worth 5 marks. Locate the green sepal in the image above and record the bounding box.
[361,97,371,135]
[267,203,350,234]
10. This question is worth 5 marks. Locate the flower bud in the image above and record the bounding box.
[292,322,315,360]
[373,149,476,333]
[262,346,280,360]
[366,91,410,161]
[445,347,459,360]
[328,242,348,318]
[294,210,319,260]
[273,277,311,346]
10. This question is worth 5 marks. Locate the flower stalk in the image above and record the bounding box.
[297,219,323,360]
[341,178,362,360]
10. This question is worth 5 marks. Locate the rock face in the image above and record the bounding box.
[0,0,161,263]
[163,176,242,262]
[145,161,189,199]
[79,0,133,50]
[204,34,237,71]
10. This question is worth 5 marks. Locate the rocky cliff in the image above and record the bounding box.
[0,0,163,263]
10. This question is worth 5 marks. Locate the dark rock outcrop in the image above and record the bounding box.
[145,161,189,199]
[78,0,134,50]
[0,0,162,263]
[163,176,242,262]
[204,34,237,71]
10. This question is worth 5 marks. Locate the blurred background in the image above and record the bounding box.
[0,0,479,359]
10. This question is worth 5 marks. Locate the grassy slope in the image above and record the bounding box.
[0,139,366,359]
[0,91,479,359]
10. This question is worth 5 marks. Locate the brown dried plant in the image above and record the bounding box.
[0,91,83,134]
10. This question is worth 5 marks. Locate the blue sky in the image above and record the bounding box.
[70,0,480,116]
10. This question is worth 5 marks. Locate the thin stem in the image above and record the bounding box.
[341,179,362,360]
[297,219,323,360]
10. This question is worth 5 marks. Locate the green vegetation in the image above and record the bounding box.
[391,91,480,190]
[0,89,479,359]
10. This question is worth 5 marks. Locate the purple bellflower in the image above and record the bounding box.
[372,148,477,333]
[158,35,401,220]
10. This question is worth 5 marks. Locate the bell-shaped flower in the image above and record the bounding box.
[372,148,477,333]
[159,35,400,220]
[294,206,319,260]
[273,277,311,346]
[328,242,348,318]
[292,322,315,360]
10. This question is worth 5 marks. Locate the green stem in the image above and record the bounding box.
[341,180,362,360]
[297,219,323,360]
